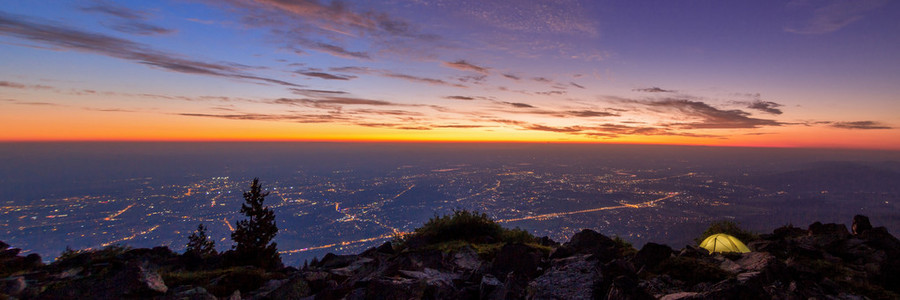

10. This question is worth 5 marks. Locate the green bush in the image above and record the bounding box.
[612,235,637,257]
[403,210,537,247]
[695,220,758,244]
[53,244,131,268]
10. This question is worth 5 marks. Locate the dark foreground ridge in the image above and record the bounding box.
[2,214,899,299]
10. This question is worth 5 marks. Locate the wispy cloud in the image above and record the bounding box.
[628,99,782,129]
[831,121,892,130]
[443,60,489,74]
[444,96,475,100]
[633,87,674,93]
[0,12,299,87]
[333,66,465,88]
[81,2,147,20]
[80,1,176,35]
[297,70,355,80]
[178,112,346,123]
[745,100,784,115]
[501,102,535,108]
[785,0,888,34]
[210,0,439,60]
[290,88,349,96]
[0,81,52,90]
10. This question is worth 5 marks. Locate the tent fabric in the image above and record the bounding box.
[699,233,751,253]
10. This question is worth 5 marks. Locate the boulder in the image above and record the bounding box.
[852,215,873,235]
[0,248,21,258]
[527,254,599,300]
[167,286,217,300]
[557,229,618,261]
[0,276,26,297]
[491,243,544,278]
[365,277,426,299]
[317,253,358,269]
[480,274,503,300]
[451,246,480,271]
[606,275,654,300]
[632,242,673,271]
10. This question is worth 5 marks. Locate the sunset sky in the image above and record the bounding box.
[1,0,899,148]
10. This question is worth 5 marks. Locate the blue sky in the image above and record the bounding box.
[1,0,899,148]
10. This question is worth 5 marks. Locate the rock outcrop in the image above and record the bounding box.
[1,215,899,299]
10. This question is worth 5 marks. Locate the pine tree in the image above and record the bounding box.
[186,223,217,257]
[231,178,280,269]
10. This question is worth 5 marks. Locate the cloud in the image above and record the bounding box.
[570,82,585,89]
[0,80,53,90]
[451,0,598,36]
[297,71,355,80]
[831,121,892,130]
[502,102,535,108]
[536,90,566,96]
[273,97,396,107]
[210,0,439,60]
[178,112,346,123]
[502,74,521,80]
[0,12,300,87]
[564,110,618,118]
[785,0,888,34]
[290,88,349,96]
[330,66,464,87]
[525,124,584,133]
[81,1,176,35]
[81,2,147,20]
[445,96,475,100]
[0,81,26,89]
[443,60,489,74]
[302,41,371,60]
[110,22,176,36]
[432,124,488,129]
[633,87,674,93]
[382,72,462,87]
[630,99,782,129]
[356,122,432,130]
[745,100,783,115]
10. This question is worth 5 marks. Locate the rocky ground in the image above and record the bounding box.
[2,215,899,299]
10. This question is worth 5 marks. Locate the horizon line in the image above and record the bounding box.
[2,139,899,151]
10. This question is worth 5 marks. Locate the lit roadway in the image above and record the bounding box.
[278,192,680,255]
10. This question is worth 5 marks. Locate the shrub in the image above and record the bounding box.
[612,235,638,257]
[403,210,537,248]
[695,220,758,244]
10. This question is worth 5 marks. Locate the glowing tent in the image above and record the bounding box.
[699,233,751,253]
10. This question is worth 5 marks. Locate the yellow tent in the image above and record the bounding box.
[699,233,751,253]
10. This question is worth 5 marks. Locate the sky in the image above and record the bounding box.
[1,0,899,149]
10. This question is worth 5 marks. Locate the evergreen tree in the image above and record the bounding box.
[231,178,280,269]
[185,223,217,257]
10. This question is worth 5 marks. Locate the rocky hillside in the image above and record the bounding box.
[2,214,899,299]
